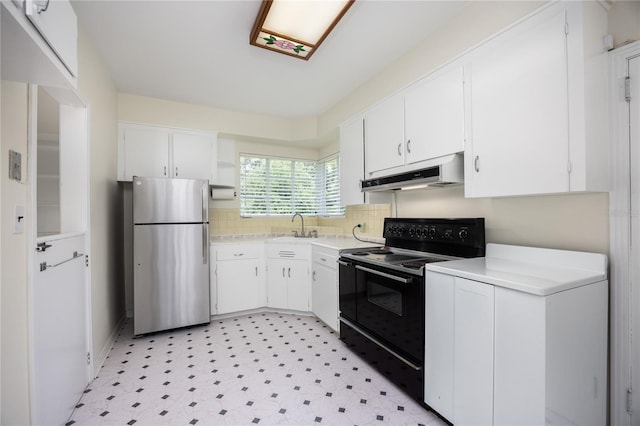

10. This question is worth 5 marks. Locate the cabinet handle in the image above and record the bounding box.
[397,143,402,156]
[163,166,167,176]
[175,166,178,177]
[282,267,285,278]
[288,267,291,278]
[474,155,480,172]
[406,139,411,154]
[312,270,316,281]
[255,266,258,276]
[233,253,244,257]
[320,257,327,262]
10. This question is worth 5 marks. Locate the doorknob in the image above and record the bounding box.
[36,242,52,252]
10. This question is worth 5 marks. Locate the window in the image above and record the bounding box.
[240,154,343,217]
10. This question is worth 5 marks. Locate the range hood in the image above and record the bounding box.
[361,153,463,192]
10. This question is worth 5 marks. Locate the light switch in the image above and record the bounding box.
[13,205,24,234]
[9,150,22,181]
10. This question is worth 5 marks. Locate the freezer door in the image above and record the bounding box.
[133,177,209,224]
[134,223,210,335]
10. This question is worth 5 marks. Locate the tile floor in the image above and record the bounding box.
[68,312,446,425]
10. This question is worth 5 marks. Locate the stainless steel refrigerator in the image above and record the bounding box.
[133,176,210,335]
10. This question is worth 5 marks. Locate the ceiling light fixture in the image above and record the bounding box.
[250,0,354,60]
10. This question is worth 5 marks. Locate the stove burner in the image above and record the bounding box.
[369,248,392,254]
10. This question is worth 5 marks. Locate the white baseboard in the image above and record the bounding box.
[92,315,126,378]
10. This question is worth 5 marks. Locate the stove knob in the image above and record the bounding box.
[458,229,469,240]
[443,229,453,239]
[398,226,406,236]
[409,226,416,237]
[427,228,437,238]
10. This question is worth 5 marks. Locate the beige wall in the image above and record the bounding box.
[1,81,31,425]
[394,187,609,254]
[77,27,122,368]
[118,93,318,143]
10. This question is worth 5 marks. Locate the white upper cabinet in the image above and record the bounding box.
[120,125,170,180]
[464,1,608,198]
[339,116,365,206]
[171,131,216,181]
[405,66,465,164]
[118,123,217,182]
[1,0,78,88]
[364,93,405,176]
[25,0,78,76]
[363,66,465,179]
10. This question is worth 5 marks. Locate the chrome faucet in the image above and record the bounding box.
[292,212,305,237]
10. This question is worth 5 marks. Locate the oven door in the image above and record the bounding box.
[355,263,424,362]
[338,259,357,322]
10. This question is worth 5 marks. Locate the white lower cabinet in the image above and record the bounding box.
[425,268,608,426]
[453,278,494,426]
[425,273,493,425]
[311,246,339,331]
[212,243,265,315]
[266,244,311,311]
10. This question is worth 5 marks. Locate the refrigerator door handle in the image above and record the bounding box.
[203,223,209,264]
[202,183,208,222]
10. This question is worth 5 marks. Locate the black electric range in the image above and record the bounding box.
[338,218,486,405]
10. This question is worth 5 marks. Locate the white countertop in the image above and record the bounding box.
[426,243,608,296]
[211,234,383,251]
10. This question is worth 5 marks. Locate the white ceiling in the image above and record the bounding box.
[71,1,468,119]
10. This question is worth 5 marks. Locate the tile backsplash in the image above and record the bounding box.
[210,204,391,238]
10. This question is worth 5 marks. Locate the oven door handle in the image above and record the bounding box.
[355,265,411,284]
[337,260,351,266]
[340,317,422,371]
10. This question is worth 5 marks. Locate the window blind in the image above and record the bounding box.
[240,154,343,217]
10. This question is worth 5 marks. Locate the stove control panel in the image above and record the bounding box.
[385,222,475,242]
[382,218,486,257]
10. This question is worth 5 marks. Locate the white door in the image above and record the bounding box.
[404,66,465,163]
[364,93,405,175]
[267,260,288,309]
[454,277,494,426]
[122,125,170,180]
[171,131,215,181]
[466,7,569,197]
[29,85,91,425]
[217,260,260,314]
[33,234,88,425]
[629,54,640,425]
[287,260,309,311]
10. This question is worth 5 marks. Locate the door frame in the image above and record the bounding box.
[609,40,640,426]
[25,83,94,422]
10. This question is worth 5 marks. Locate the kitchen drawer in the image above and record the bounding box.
[266,244,311,260]
[216,244,263,261]
[312,251,338,268]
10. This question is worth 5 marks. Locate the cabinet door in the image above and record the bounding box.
[217,259,260,314]
[216,138,236,187]
[287,260,310,312]
[267,260,288,309]
[122,125,170,180]
[312,262,338,331]
[454,278,494,426]
[25,0,78,76]
[405,67,465,164]
[339,117,365,206]
[364,93,405,176]
[466,8,569,197]
[172,131,216,181]
[424,271,455,422]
